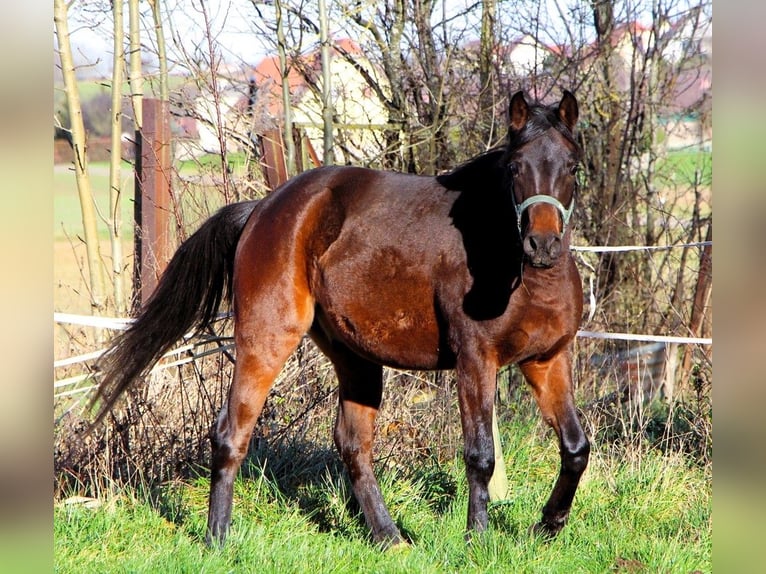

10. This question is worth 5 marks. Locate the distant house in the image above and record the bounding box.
[179,39,390,165]
[659,11,712,150]
[663,8,712,65]
[173,74,254,161]
[460,34,558,82]
[584,17,712,151]
[249,38,390,164]
[504,34,557,76]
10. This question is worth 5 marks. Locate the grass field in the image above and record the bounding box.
[54,163,135,321]
[655,149,712,190]
[53,163,136,242]
[54,413,711,573]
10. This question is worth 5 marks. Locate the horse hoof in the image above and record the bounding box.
[529,520,563,540]
[205,526,228,549]
[375,530,408,552]
[205,534,226,549]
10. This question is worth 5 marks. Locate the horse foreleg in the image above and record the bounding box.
[456,353,498,536]
[521,350,590,537]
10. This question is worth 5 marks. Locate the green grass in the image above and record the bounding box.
[55,76,191,103]
[176,151,252,176]
[54,157,241,243]
[655,149,712,189]
[54,416,711,573]
[54,162,135,242]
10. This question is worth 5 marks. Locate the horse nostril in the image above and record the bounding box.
[523,235,538,256]
[548,236,562,259]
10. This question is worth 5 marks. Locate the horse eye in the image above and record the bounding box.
[508,163,519,177]
[569,163,580,175]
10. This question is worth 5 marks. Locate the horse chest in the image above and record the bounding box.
[493,277,580,365]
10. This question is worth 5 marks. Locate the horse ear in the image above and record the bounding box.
[558,90,579,132]
[509,91,529,131]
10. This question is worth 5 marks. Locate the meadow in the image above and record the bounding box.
[54,408,711,573]
[53,162,135,242]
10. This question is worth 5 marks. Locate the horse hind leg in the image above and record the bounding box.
[314,336,405,548]
[206,315,310,546]
[336,366,406,548]
[521,351,590,537]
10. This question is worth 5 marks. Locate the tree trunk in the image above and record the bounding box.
[199,0,233,200]
[319,0,334,165]
[54,0,106,315]
[412,0,449,172]
[275,0,297,176]
[109,0,126,314]
[348,1,408,171]
[478,0,497,146]
[681,221,712,380]
[128,0,143,130]
[129,0,144,311]
[149,0,169,102]
[589,0,626,297]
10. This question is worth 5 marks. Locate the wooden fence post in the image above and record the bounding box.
[260,129,288,191]
[132,98,171,311]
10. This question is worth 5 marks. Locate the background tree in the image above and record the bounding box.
[478,0,498,146]
[342,0,410,170]
[54,0,106,316]
[318,0,334,164]
[109,0,127,313]
[275,0,297,175]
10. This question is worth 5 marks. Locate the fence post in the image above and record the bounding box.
[132,98,171,311]
[259,129,288,191]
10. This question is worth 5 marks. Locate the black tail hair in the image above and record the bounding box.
[89,200,259,426]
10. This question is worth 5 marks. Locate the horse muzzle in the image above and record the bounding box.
[513,194,573,269]
[523,231,562,268]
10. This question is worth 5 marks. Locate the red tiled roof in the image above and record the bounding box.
[249,38,364,115]
[250,55,308,115]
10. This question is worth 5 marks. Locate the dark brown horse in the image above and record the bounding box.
[92,90,590,548]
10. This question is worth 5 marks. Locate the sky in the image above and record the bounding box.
[61,0,270,77]
[59,0,709,79]
[60,0,557,77]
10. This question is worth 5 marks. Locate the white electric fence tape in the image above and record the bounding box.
[54,241,712,397]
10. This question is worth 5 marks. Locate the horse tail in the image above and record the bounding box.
[89,200,259,426]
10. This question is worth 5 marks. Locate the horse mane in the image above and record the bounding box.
[435,147,506,192]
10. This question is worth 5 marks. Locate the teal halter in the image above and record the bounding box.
[512,193,575,236]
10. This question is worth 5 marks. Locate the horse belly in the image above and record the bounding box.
[313,247,444,370]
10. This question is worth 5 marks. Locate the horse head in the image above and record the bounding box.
[504,90,582,268]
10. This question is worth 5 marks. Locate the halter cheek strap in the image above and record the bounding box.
[513,194,575,236]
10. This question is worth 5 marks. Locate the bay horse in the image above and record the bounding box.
[92,90,590,548]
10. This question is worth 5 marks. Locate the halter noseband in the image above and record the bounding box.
[511,193,575,236]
